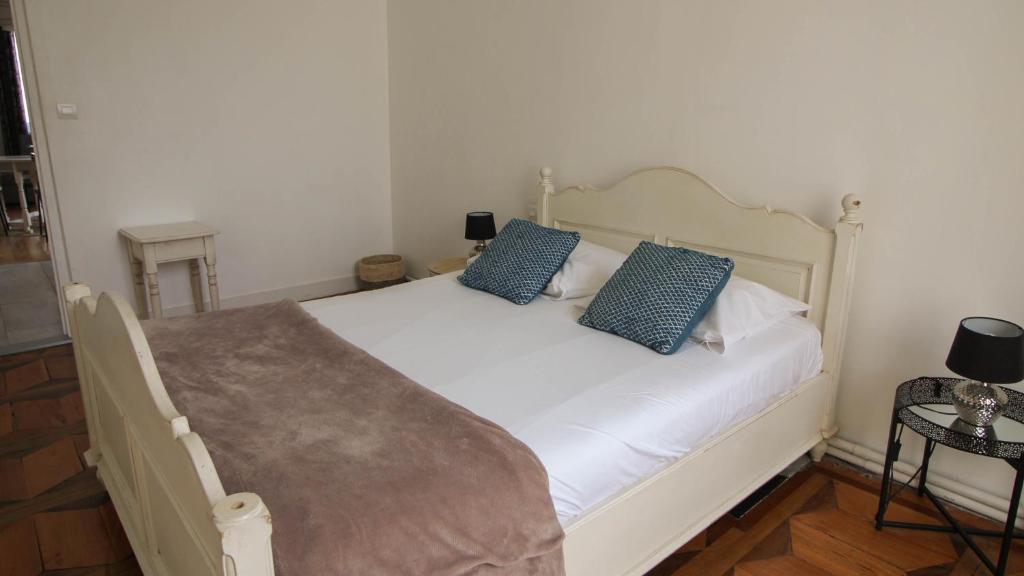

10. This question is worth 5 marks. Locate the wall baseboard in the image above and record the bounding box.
[827,437,1023,527]
[163,275,359,317]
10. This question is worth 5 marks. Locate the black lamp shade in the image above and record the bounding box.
[945,317,1024,384]
[465,212,496,241]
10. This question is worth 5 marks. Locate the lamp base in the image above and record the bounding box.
[469,240,487,258]
[953,380,1008,427]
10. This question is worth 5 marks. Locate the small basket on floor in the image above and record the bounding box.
[358,254,406,290]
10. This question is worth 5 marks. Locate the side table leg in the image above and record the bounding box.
[142,245,162,318]
[190,259,205,313]
[204,236,220,310]
[14,167,31,234]
[126,242,148,319]
[918,438,934,496]
[997,464,1024,575]
[132,260,148,318]
[876,408,900,530]
[206,263,220,311]
[146,272,162,319]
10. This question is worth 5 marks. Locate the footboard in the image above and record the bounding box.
[64,284,275,576]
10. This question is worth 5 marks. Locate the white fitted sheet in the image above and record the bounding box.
[302,274,823,525]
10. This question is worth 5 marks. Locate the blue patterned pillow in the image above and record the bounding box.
[578,242,734,354]
[458,218,581,305]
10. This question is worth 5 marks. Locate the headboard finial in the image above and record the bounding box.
[840,194,862,224]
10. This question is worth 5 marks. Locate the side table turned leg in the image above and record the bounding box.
[190,259,205,313]
[206,262,220,310]
[142,245,162,318]
[146,272,162,319]
[126,243,148,319]
[131,261,148,318]
[204,236,220,310]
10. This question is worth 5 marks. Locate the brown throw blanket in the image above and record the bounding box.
[142,300,564,575]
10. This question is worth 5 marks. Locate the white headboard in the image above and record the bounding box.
[536,166,862,434]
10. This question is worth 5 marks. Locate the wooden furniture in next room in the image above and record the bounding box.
[118,221,220,319]
[0,155,39,235]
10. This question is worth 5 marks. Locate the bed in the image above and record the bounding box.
[303,273,824,527]
[63,165,863,576]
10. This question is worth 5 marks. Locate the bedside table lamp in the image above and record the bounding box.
[465,212,496,256]
[946,317,1024,427]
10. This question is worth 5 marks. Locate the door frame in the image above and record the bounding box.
[9,0,72,334]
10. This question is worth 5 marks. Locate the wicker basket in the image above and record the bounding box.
[358,254,405,289]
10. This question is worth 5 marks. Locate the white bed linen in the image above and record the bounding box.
[302,274,823,525]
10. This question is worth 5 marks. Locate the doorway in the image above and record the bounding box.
[0,4,63,354]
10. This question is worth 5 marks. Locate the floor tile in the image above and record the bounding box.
[0,402,11,436]
[2,300,61,331]
[0,516,43,576]
[0,262,55,304]
[1,344,140,575]
[35,507,126,569]
[45,355,77,380]
[13,392,85,430]
[42,344,74,357]
[4,359,49,394]
[6,323,65,346]
[0,435,83,500]
[41,260,55,287]
[0,261,63,354]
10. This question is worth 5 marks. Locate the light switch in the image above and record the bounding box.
[56,103,78,119]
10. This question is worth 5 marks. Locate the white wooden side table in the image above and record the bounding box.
[427,256,468,277]
[119,221,220,319]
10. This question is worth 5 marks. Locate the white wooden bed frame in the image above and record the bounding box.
[64,165,862,576]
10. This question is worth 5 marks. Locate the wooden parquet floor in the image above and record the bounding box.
[0,345,141,576]
[0,235,50,265]
[646,460,1024,576]
[3,343,1021,576]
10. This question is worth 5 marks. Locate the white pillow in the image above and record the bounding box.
[543,240,627,300]
[690,276,810,354]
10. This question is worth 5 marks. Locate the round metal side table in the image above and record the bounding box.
[875,376,1024,575]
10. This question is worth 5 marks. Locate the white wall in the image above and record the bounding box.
[389,0,1024,508]
[23,0,392,311]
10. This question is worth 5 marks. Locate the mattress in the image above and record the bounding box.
[302,273,823,525]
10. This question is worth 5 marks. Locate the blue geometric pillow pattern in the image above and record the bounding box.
[578,242,734,354]
[458,218,581,305]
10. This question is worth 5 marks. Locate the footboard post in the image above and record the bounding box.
[214,493,275,576]
[63,283,102,467]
